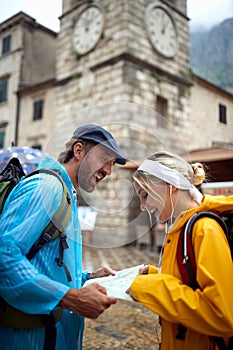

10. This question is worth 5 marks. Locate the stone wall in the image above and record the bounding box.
[7,2,233,247]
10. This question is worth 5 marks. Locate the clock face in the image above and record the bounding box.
[145,4,178,58]
[73,5,104,55]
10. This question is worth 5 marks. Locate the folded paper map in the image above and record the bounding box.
[84,264,144,301]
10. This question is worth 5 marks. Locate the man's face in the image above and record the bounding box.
[77,144,116,192]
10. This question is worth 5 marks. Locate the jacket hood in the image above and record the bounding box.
[37,157,73,190]
[171,194,233,234]
[199,194,233,214]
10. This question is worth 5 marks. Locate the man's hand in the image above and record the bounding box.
[91,266,117,278]
[59,284,117,319]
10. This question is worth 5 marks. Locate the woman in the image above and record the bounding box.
[129,151,233,350]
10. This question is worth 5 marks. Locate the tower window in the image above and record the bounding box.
[219,104,227,124]
[2,35,11,55]
[156,96,168,127]
[33,100,44,120]
[31,144,42,150]
[0,129,5,148]
[0,80,8,103]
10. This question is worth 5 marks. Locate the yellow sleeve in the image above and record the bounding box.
[130,219,233,338]
[148,264,158,274]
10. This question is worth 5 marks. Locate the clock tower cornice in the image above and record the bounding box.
[89,53,193,87]
[59,2,86,21]
[160,0,190,20]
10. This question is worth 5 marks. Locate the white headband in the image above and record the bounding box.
[137,159,203,205]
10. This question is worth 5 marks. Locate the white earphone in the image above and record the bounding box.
[169,184,172,197]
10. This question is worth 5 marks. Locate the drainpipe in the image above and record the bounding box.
[14,91,20,146]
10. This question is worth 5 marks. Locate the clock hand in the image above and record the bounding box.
[161,13,166,34]
[162,19,170,35]
[80,17,89,28]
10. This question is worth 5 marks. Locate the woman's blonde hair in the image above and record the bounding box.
[133,151,206,187]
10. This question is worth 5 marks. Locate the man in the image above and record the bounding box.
[0,124,126,350]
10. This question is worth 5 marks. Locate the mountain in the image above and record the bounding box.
[190,18,233,94]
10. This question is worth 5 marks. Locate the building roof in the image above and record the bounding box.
[0,11,57,36]
[119,147,233,169]
[186,147,233,162]
[192,74,233,98]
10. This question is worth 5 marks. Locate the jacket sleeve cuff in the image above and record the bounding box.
[82,270,92,285]
[148,264,158,274]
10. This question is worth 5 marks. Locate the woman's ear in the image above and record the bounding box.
[73,142,86,161]
[172,185,177,192]
[169,185,177,195]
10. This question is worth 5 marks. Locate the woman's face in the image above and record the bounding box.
[134,180,172,223]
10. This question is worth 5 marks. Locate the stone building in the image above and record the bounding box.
[189,75,233,150]
[0,1,233,247]
[0,12,57,148]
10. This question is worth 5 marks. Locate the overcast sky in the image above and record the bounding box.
[0,0,232,32]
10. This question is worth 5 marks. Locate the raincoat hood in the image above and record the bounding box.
[37,157,72,189]
[171,194,233,234]
[197,194,233,213]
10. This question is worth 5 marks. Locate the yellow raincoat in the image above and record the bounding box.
[130,195,233,350]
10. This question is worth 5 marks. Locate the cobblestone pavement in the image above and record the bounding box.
[82,245,161,350]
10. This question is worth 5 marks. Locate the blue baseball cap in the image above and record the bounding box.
[73,124,126,165]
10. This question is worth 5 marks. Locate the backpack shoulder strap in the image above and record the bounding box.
[220,211,233,260]
[176,211,232,347]
[26,168,72,238]
[177,213,199,289]
[25,169,72,281]
[177,211,228,290]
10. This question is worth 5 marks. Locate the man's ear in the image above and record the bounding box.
[73,142,86,161]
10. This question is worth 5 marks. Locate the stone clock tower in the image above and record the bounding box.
[53,0,192,247]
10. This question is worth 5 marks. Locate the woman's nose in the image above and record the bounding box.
[140,200,147,211]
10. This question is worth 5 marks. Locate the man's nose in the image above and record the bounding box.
[102,161,113,176]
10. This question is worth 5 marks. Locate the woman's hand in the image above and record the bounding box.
[91,266,117,279]
[125,265,149,296]
[138,264,149,275]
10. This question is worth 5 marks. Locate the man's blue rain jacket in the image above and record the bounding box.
[0,157,89,350]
